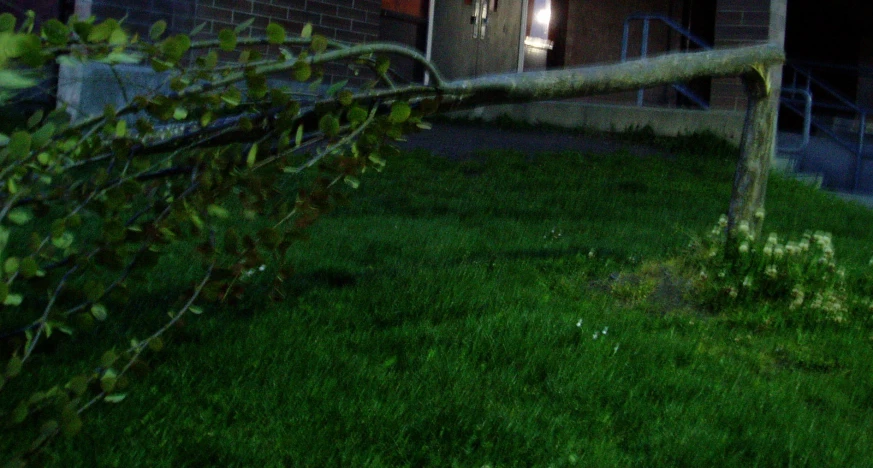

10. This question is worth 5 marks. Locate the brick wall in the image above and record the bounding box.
[710,0,783,111]
[564,0,686,106]
[90,0,196,35]
[84,0,381,83]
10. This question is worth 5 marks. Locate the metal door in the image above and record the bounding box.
[430,0,524,80]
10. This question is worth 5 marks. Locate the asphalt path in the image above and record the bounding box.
[397,122,667,160]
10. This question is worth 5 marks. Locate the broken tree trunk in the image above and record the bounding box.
[132,43,785,239]
[433,44,782,240]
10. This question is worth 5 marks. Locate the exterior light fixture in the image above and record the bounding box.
[535,6,550,26]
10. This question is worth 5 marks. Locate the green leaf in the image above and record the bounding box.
[221,87,242,107]
[3,294,22,306]
[100,351,117,369]
[97,51,144,64]
[190,21,207,37]
[26,110,43,128]
[246,143,258,168]
[301,23,313,39]
[104,393,127,403]
[19,257,38,278]
[31,122,55,148]
[318,114,340,137]
[218,29,237,51]
[344,176,360,189]
[326,79,348,97]
[148,337,164,352]
[7,207,32,225]
[41,420,59,436]
[61,411,82,437]
[91,304,108,321]
[368,153,386,170]
[109,28,128,46]
[0,13,15,33]
[41,19,69,46]
[87,19,117,43]
[337,90,354,107]
[5,355,21,378]
[202,50,218,69]
[347,106,368,124]
[0,69,37,90]
[150,57,173,72]
[234,17,255,34]
[7,131,31,159]
[292,61,311,82]
[295,124,304,146]
[52,232,75,249]
[115,119,127,138]
[149,20,167,40]
[376,56,391,75]
[189,305,204,315]
[162,34,191,62]
[266,23,285,44]
[173,106,188,120]
[11,401,27,424]
[4,256,19,274]
[310,34,328,54]
[389,101,411,123]
[207,204,230,218]
[0,225,8,253]
[100,369,117,393]
[0,133,9,146]
[66,375,89,396]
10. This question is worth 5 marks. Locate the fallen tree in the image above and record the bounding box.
[0,11,782,463]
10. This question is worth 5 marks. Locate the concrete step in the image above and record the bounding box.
[776,131,873,194]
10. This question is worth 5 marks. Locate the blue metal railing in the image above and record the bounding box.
[622,12,872,192]
[782,64,872,191]
[621,13,711,109]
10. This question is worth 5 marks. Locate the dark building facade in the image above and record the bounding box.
[8,0,873,129]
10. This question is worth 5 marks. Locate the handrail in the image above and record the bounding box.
[788,65,865,112]
[778,87,812,153]
[621,13,711,109]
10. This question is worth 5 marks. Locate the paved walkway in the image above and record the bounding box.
[397,123,667,160]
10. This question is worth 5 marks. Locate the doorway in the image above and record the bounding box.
[430,0,526,80]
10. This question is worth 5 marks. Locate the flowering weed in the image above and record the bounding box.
[685,215,866,325]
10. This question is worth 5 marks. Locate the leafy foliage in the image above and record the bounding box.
[0,8,787,464]
[683,216,872,325]
[0,11,436,463]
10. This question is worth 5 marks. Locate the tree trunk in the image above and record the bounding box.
[727,68,778,239]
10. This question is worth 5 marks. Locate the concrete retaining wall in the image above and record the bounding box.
[458,101,748,144]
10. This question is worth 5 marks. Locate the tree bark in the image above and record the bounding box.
[728,68,778,239]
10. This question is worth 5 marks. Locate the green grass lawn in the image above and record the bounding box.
[6,131,873,466]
